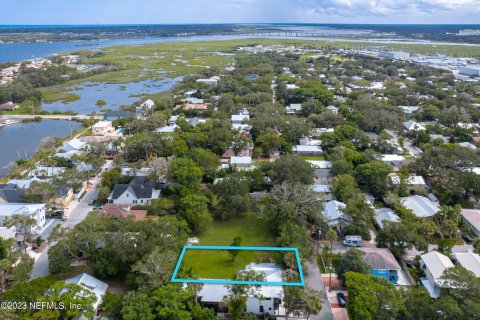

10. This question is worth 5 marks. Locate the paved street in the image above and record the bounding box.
[385,129,423,158]
[305,259,334,320]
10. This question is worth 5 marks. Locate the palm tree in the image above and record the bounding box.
[325,228,338,292]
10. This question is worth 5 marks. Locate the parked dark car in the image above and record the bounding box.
[337,292,346,307]
[87,200,94,206]
[462,234,474,244]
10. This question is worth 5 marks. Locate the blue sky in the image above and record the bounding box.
[2,0,480,24]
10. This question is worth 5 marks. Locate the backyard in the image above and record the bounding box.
[179,213,286,280]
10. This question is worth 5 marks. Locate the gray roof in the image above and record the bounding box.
[375,208,400,229]
[110,177,156,200]
[323,200,347,223]
[56,186,72,198]
[360,248,401,270]
[0,184,23,203]
[400,195,440,218]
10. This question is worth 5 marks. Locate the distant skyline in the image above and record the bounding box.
[2,0,480,25]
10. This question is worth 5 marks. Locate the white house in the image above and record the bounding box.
[307,160,332,169]
[62,138,87,153]
[0,203,46,235]
[285,104,302,115]
[140,99,155,109]
[420,251,454,298]
[400,195,440,218]
[65,273,108,311]
[459,142,477,150]
[452,251,480,277]
[326,105,338,114]
[231,112,250,130]
[230,156,253,170]
[461,209,480,237]
[92,121,115,135]
[198,263,283,317]
[322,200,348,230]
[403,120,426,132]
[286,83,299,90]
[108,177,160,205]
[156,124,179,134]
[293,145,323,156]
[374,208,400,229]
[136,99,155,120]
[29,166,65,178]
[196,76,220,85]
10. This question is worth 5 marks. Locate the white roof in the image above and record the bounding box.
[293,145,323,152]
[0,203,45,217]
[8,177,46,189]
[65,273,108,310]
[381,154,405,162]
[390,175,426,185]
[230,156,252,164]
[403,120,426,131]
[452,251,480,277]
[198,263,283,303]
[312,184,331,193]
[400,195,440,218]
[374,208,400,229]
[323,200,347,223]
[307,160,332,169]
[0,226,17,240]
[62,138,86,151]
[155,124,179,133]
[141,99,155,108]
[461,209,480,233]
[231,114,249,122]
[421,251,454,280]
[92,121,112,129]
[459,142,477,150]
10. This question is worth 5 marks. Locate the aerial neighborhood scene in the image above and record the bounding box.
[1,1,480,319]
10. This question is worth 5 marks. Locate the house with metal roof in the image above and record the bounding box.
[374,208,400,229]
[0,203,46,235]
[0,184,23,203]
[461,209,480,237]
[400,195,440,218]
[322,200,348,230]
[65,273,108,311]
[403,120,426,131]
[452,251,480,277]
[420,251,455,298]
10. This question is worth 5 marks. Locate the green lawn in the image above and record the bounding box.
[180,214,283,280]
[297,155,326,161]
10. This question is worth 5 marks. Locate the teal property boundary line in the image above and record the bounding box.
[170,245,305,286]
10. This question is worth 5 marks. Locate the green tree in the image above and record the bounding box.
[255,133,287,157]
[228,236,242,261]
[168,157,203,194]
[132,248,178,290]
[331,174,358,202]
[264,155,314,185]
[343,196,374,240]
[178,194,212,233]
[336,249,371,282]
[121,291,154,320]
[355,161,392,198]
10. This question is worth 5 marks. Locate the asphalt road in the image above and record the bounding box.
[305,259,334,320]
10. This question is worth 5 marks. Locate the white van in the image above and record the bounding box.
[342,235,363,247]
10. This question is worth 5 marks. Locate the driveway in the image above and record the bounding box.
[305,259,334,320]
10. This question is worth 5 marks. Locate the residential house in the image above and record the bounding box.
[231,112,250,131]
[92,121,115,135]
[292,145,323,156]
[403,120,426,131]
[156,124,179,133]
[286,83,299,90]
[61,138,87,153]
[0,203,46,235]
[0,184,23,203]
[374,208,400,229]
[314,168,334,184]
[420,251,455,298]
[136,99,155,120]
[285,103,302,115]
[198,263,283,317]
[459,142,477,150]
[307,160,332,169]
[400,106,419,115]
[326,105,338,114]
[461,209,480,236]
[29,166,65,178]
[360,247,401,284]
[322,200,348,230]
[52,186,74,210]
[108,176,160,205]
[65,273,108,312]
[389,174,428,193]
[229,156,253,170]
[400,195,440,218]
[184,97,204,104]
[299,137,322,146]
[0,226,17,241]
[196,76,220,85]
[98,204,147,222]
[452,251,480,277]
[8,177,45,189]
[312,184,333,200]
[0,101,20,111]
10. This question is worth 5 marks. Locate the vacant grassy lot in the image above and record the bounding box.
[180,213,283,279]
